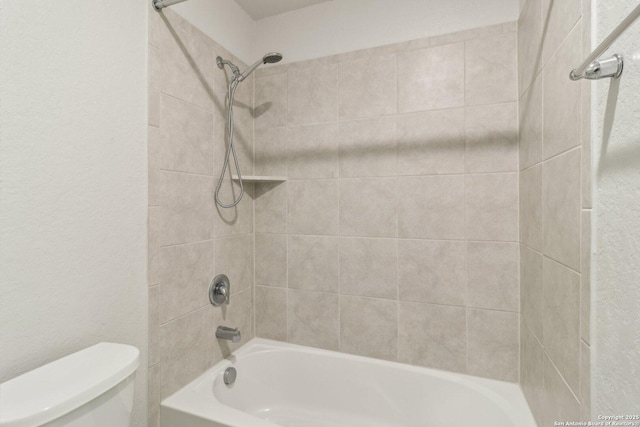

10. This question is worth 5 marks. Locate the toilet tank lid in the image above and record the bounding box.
[0,342,140,427]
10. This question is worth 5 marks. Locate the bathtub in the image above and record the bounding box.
[161,339,537,427]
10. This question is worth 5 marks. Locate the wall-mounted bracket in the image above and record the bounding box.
[570,54,624,81]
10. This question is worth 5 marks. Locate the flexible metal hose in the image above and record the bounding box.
[214,78,244,208]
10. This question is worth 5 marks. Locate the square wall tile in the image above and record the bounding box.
[339,178,397,238]
[519,74,543,170]
[465,103,518,173]
[520,164,543,251]
[397,109,465,175]
[467,309,519,381]
[398,175,465,240]
[541,0,581,65]
[339,117,397,178]
[160,93,214,175]
[287,290,339,350]
[288,235,339,293]
[467,242,519,312]
[213,111,253,176]
[340,295,398,360]
[287,123,339,179]
[521,244,544,341]
[255,127,287,176]
[160,306,217,398]
[159,241,214,323]
[398,43,465,113]
[255,286,287,341]
[465,173,518,242]
[541,354,581,427]
[214,180,254,238]
[215,234,254,294]
[255,73,287,129]
[520,320,546,425]
[255,234,287,288]
[160,171,214,246]
[339,53,397,120]
[543,24,582,160]
[543,148,581,270]
[255,182,287,234]
[465,33,518,106]
[399,302,466,373]
[287,179,339,235]
[156,11,215,111]
[543,257,580,395]
[398,239,466,306]
[518,0,543,95]
[287,61,338,126]
[339,237,397,299]
[427,24,504,47]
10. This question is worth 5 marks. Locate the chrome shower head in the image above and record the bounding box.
[262,52,283,64]
[237,52,283,82]
[217,52,283,83]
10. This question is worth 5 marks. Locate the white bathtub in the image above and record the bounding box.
[161,339,537,427]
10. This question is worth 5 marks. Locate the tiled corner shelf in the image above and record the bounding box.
[231,175,287,183]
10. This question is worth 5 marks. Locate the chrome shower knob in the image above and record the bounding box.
[209,274,230,306]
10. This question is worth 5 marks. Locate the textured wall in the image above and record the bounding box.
[592,0,640,416]
[147,8,255,425]
[252,23,521,382]
[518,0,592,423]
[0,0,148,425]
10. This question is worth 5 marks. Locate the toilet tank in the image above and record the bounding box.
[0,342,139,427]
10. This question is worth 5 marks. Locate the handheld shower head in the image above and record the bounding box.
[263,52,283,64]
[217,53,283,83]
[237,52,283,82]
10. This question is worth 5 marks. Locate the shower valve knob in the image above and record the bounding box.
[209,274,230,306]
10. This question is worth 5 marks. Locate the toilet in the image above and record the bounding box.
[0,342,139,427]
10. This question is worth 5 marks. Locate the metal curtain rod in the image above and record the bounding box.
[152,0,190,11]
[570,3,640,81]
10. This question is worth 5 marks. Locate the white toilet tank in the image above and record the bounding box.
[0,342,139,427]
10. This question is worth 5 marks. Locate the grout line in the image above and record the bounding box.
[158,168,215,178]
[158,238,215,250]
[255,232,521,245]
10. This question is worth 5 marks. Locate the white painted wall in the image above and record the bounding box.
[0,1,148,425]
[171,0,257,64]
[592,0,640,416]
[253,0,520,63]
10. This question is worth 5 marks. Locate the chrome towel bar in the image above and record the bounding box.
[570,3,640,81]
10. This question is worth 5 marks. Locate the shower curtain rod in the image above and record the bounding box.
[570,3,640,81]
[152,0,190,11]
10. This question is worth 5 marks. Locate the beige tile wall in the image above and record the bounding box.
[518,0,591,423]
[147,8,255,426]
[253,22,520,382]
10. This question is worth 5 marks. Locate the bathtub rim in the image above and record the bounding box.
[161,338,537,427]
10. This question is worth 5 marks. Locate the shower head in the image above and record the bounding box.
[237,52,283,82]
[263,52,283,64]
[217,53,283,83]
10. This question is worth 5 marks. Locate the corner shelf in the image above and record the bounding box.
[231,175,287,183]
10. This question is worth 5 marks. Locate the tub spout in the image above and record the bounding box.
[216,326,241,343]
